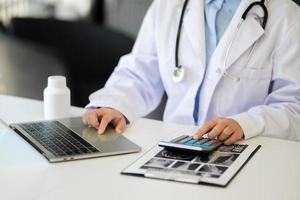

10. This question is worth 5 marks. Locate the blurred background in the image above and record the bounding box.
[0,0,299,119]
[0,0,152,107]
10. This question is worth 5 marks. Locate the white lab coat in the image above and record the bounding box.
[87,0,300,141]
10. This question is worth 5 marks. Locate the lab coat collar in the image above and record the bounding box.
[210,0,265,70]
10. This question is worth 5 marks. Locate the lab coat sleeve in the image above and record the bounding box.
[230,22,300,141]
[86,2,164,123]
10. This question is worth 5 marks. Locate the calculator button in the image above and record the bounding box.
[205,140,218,146]
[171,135,189,143]
[198,138,209,144]
[201,143,210,148]
[192,142,203,147]
[185,140,197,145]
[178,136,193,144]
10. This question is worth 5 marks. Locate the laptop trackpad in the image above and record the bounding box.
[59,117,138,153]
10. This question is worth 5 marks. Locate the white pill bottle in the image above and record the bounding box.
[43,76,70,120]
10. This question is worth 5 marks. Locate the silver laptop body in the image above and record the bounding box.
[9,117,141,163]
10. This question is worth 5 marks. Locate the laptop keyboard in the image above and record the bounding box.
[19,121,99,157]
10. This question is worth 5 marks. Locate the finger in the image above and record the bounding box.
[208,122,227,139]
[218,126,234,141]
[86,109,102,126]
[194,119,218,140]
[95,108,105,116]
[115,117,127,133]
[98,115,112,134]
[90,111,101,129]
[83,110,94,125]
[224,130,243,145]
[82,113,88,125]
[86,112,92,126]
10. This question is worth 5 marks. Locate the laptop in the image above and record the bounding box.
[9,117,141,163]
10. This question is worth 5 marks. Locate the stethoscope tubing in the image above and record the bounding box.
[175,0,190,69]
[242,0,268,29]
[173,0,268,82]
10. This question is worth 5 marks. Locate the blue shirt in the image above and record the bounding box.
[205,0,241,65]
[193,0,241,124]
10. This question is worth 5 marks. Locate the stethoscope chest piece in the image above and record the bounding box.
[172,66,185,83]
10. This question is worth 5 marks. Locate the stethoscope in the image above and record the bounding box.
[172,0,268,83]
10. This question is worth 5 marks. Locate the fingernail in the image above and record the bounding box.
[98,129,104,134]
[193,135,199,140]
[116,128,121,133]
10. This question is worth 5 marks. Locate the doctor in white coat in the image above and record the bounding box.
[83,0,300,144]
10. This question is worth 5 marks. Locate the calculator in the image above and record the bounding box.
[158,135,222,154]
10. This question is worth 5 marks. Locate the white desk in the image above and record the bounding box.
[0,94,300,200]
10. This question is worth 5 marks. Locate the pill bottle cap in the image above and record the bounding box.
[47,76,67,88]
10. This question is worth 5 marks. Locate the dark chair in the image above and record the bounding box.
[0,22,6,32]
[90,0,104,24]
[294,0,300,6]
[9,17,134,106]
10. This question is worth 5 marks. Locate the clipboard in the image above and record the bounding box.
[121,142,261,187]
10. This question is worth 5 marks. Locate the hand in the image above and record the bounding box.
[193,117,244,145]
[82,108,127,134]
